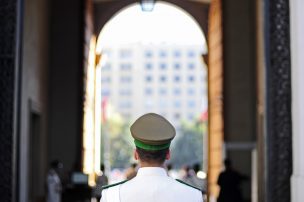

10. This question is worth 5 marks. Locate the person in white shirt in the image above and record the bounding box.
[101,113,204,202]
[47,160,62,202]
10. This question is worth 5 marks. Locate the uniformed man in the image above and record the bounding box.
[101,113,204,202]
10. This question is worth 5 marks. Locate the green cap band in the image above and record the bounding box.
[134,139,170,151]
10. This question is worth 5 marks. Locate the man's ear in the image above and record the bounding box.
[134,149,139,160]
[166,150,171,160]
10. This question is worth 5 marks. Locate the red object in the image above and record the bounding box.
[102,98,108,123]
[201,110,208,122]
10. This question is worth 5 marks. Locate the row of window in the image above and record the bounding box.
[145,63,196,70]
[104,50,197,59]
[117,100,198,109]
[145,50,196,58]
[101,76,132,83]
[101,88,206,97]
[145,75,197,82]
[101,75,202,84]
[102,63,199,71]
[144,88,201,96]
[119,111,196,121]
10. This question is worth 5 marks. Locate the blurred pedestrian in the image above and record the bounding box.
[181,164,207,199]
[166,163,178,179]
[93,164,108,201]
[125,163,137,180]
[217,159,248,202]
[47,160,62,202]
[192,163,207,192]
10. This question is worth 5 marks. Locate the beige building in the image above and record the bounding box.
[100,43,207,127]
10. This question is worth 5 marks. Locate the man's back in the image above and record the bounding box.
[101,167,203,202]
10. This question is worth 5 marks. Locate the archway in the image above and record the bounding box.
[81,2,216,197]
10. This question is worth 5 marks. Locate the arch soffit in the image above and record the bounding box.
[93,0,209,37]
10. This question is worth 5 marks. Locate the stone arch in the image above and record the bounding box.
[93,0,209,37]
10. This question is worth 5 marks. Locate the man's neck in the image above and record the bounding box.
[139,161,164,168]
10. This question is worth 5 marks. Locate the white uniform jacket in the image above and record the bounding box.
[101,167,203,202]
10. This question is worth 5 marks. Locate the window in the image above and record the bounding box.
[160,63,167,70]
[187,50,195,58]
[101,77,111,83]
[101,90,110,96]
[119,101,132,108]
[188,75,195,82]
[173,100,181,108]
[174,113,181,119]
[173,63,181,70]
[174,75,181,82]
[187,100,196,108]
[173,88,181,95]
[145,63,153,70]
[160,75,167,82]
[187,88,195,95]
[145,75,153,82]
[159,99,168,108]
[120,49,132,58]
[119,89,132,96]
[159,88,167,95]
[173,50,181,58]
[145,88,153,95]
[145,50,153,58]
[120,63,132,70]
[188,63,195,70]
[120,76,132,83]
[159,50,167,58]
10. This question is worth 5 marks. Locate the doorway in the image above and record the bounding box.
[28,102,43,202]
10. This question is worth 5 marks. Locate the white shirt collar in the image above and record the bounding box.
[136,167,168,177]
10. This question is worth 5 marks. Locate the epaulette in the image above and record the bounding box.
[102,180,128,190]
[175,179,201,191]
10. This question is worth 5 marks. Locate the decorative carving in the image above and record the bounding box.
[265,0,292,201]
[0,0,17,201]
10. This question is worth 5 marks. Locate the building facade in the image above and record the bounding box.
[100,43,207,126]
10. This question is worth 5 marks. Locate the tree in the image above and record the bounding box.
[101,114,134,168]
[169,120,205,168]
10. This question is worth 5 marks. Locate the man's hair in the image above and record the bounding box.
[136,147,168,164]
[50,160,62,169]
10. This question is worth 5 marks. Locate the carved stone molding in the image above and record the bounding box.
[0,1,16,201]
[265,0,292,201]
[0,0,22,201]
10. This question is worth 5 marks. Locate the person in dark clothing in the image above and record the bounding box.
[93,164,108,201]
[217,159,247,202]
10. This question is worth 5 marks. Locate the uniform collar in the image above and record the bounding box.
[136,167,167,177]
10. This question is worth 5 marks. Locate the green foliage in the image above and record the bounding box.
[169,120,206,168]
[101,115,207,169]
[101,115,134,168]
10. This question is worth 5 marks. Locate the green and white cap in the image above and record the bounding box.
[130,113,176,151]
